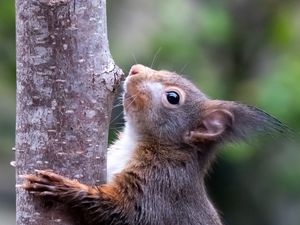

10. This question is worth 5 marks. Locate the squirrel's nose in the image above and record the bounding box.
[129,64,145,76]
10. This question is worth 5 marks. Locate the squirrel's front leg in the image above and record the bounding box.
[19,170,130,225]
[20,170,96,198]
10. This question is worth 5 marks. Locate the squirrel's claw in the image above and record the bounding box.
[17,170,64,197]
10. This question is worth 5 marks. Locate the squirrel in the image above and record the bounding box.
[19,64,290,225]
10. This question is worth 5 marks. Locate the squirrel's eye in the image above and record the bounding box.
[166,91,180,105]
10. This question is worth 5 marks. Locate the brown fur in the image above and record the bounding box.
[20,64,290,225]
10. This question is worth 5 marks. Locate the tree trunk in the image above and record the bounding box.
[15,0,123,224]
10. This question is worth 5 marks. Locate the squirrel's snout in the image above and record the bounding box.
[129,64,145,76]
[129,64,155,77]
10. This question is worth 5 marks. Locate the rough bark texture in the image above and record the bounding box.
[15,0,123,224]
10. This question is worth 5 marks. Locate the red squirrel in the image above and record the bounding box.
[20,64,290,225]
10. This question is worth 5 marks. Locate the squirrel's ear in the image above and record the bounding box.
[184,109,233,143]
[184,100,292,144]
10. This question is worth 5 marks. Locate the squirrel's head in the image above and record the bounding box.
[123,64,290,147]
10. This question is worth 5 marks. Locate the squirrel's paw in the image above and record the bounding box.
[18,170,75,197]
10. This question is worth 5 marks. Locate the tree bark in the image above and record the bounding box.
[15,0,123,224]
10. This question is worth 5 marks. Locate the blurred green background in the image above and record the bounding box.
[1,0,300,224]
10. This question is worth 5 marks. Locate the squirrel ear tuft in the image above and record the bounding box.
[184,100,292,145]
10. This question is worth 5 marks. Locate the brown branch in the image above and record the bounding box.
[15,0,123,224]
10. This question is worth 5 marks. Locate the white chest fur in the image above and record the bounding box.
[107,122,137,182]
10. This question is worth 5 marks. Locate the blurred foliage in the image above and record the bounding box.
[0,1,16,224]
[0,0,16,158]
[1,0,300,224]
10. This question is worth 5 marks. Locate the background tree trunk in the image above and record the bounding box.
[15,0,123,224]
